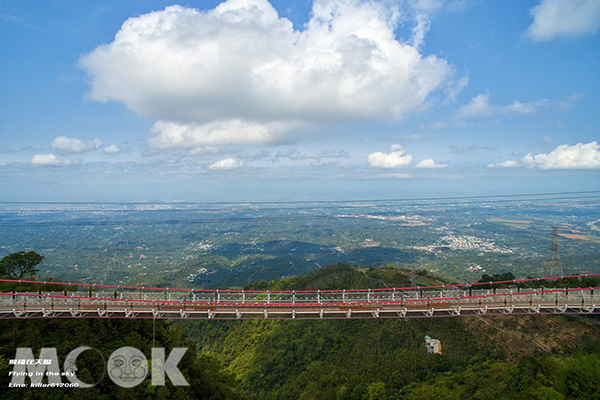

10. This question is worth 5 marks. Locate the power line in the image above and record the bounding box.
[2,273,599,293]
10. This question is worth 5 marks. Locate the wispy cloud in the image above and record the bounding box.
[274,148,349,161]
[527,0,600,41]
[449,144,496,154]
[209,158,245,171]
[51,136,101,154]
[147,120,296,148]
[456,93,549,119]
[0,12,36,28]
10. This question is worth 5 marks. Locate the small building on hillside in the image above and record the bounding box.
[424,335,442,355]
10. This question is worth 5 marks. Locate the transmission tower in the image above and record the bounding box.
[411,264,417,287]
[547,226,563,277]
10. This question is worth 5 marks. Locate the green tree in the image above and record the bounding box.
[0,251,43,278]
[478,272,516,289]
[366,381,387,400]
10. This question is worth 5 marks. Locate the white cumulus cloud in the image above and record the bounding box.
[488,160,521,168]
[103,144,121,154]
[523,141,600,169]
[51,136,101,154]
[455,93,495,118]
[30,154,72,166]
[367,144,413,168]
[527,0,600,41]
[415,158,447,169]
[80,0,453,147]
[209,158,246,170]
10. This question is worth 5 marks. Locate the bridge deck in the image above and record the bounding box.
[1,287,598,319]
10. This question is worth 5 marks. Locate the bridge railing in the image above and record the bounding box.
[1,289,599,320]
[3,287,599,305]
[1,272,599,321]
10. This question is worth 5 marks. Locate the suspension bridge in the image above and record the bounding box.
[1,274,599,320]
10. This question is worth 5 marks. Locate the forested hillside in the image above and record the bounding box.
[0,316,240,399]
[184,264,600,399]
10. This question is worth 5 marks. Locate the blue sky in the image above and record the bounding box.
[1,0,599,202]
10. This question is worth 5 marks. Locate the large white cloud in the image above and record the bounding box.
[523,141,600,169]
[368,144,413,168]
[51,136,101,154]
[81,0,453,147]
[527,0,600,41]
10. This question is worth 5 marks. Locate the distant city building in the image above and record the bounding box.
[424,335,442,355]
[360,239,381,248]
